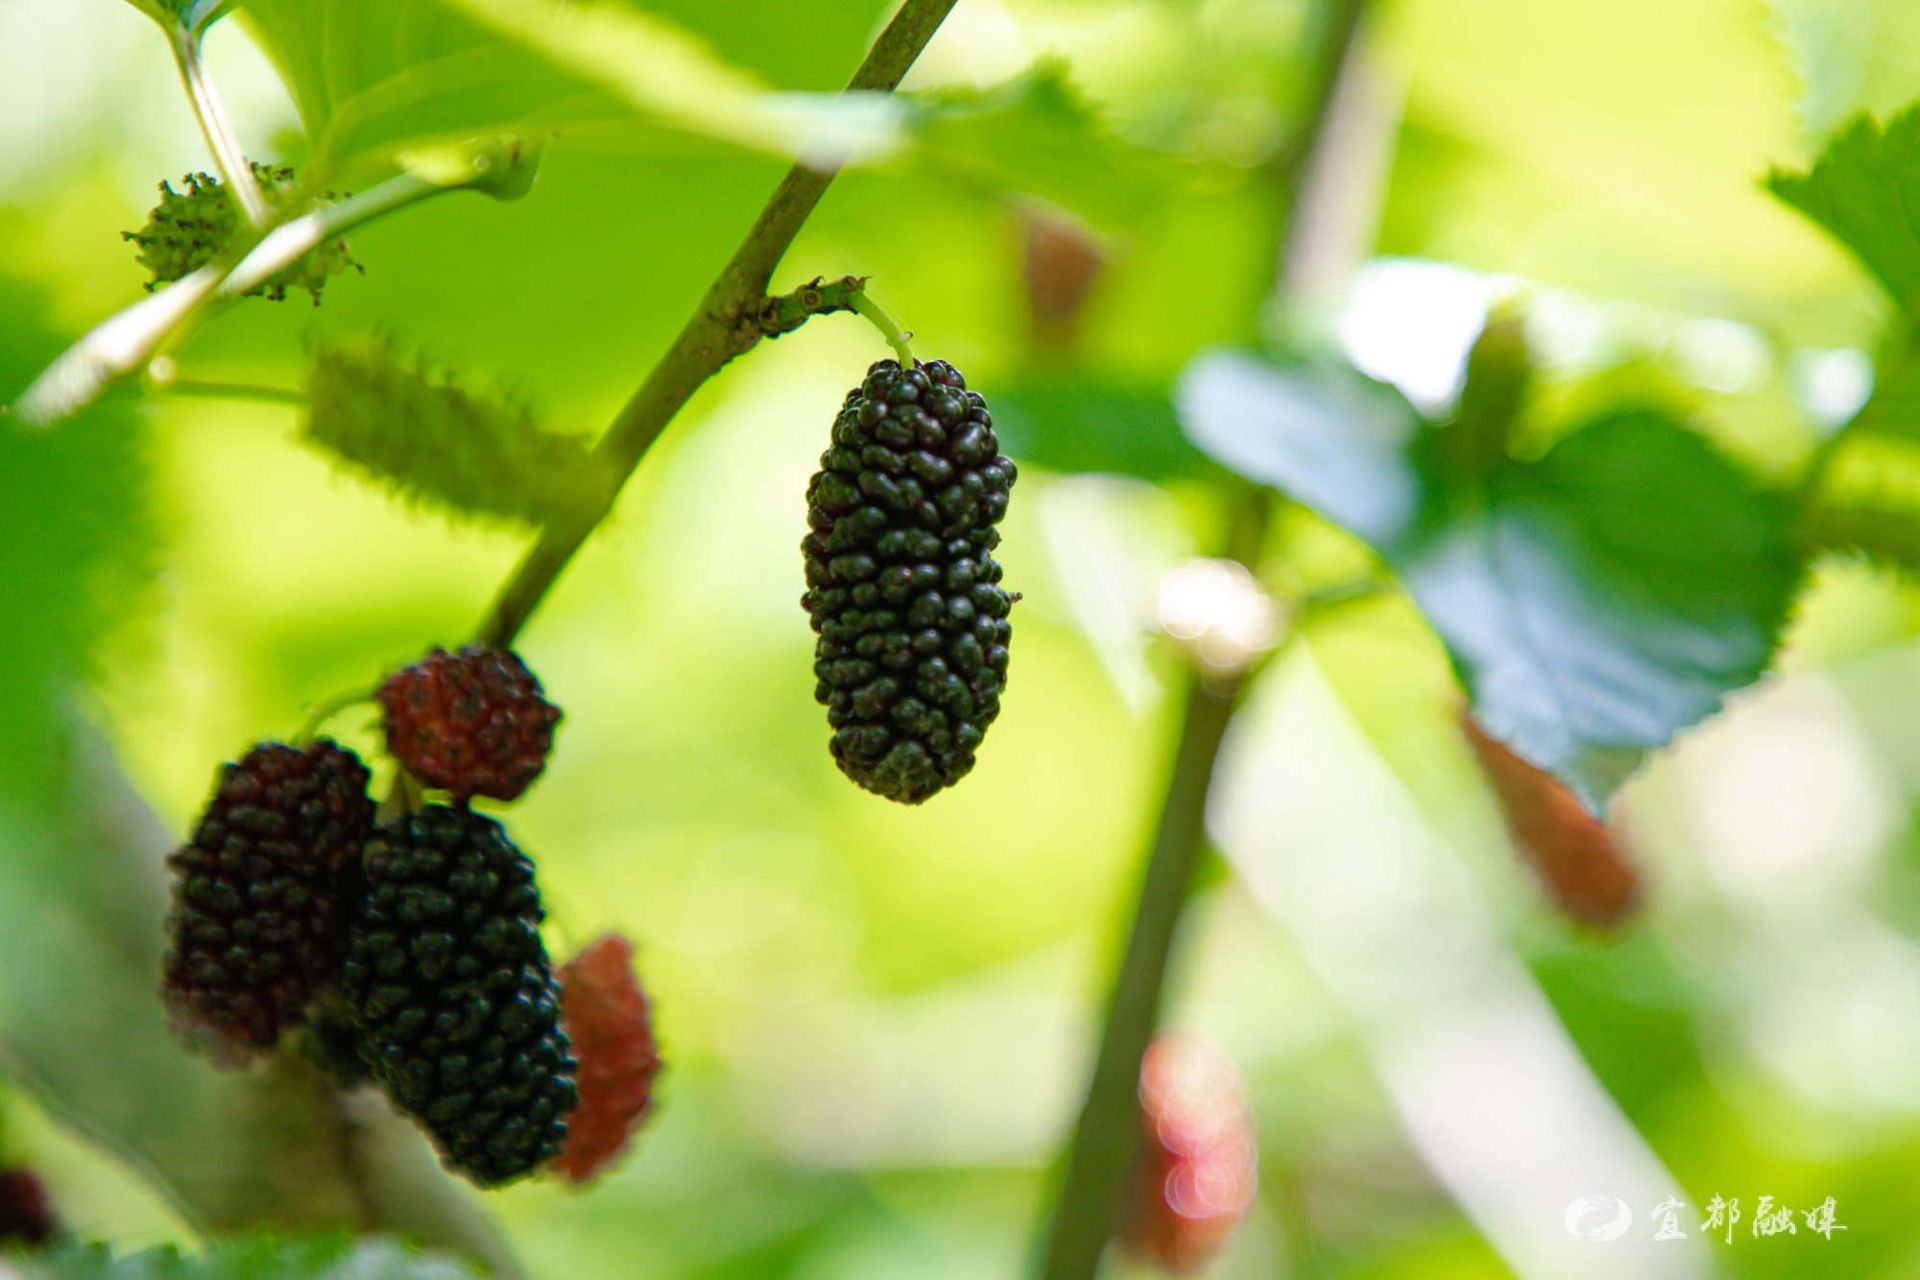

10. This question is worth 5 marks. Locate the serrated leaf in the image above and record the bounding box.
[989,379,1214,482]
[1768,105,1920,312]
[900,61,1167,229]
[1768,0,1920,139]
[17,1234,479,1280]
[1178,351,1800,811]
[303,338,608,526]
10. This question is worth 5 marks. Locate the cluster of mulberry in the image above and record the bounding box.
[123,163,359,303]
[156,313,1020,1206]
[158,646,651,1188]
[1120,1035,1258,1274]
[802,358,1017,803]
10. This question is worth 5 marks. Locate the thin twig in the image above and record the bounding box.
[1032,3,1370,1275]
[152,378,306,407]
[474,0,961,649]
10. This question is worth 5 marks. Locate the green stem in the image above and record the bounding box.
[473,0,961,649]
[152,377,306,407]
[169,26,269,229]
[850,288,916,366]
[293,686,375,745]
[1033,2,1370,1273]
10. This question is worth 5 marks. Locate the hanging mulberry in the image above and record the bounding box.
[1120,1034,1258,1274]
[160,739,373,1053]
[377,645,562,803]
[340,805,577,1187]
[550,933,662,1185]
[801,358,1017,803]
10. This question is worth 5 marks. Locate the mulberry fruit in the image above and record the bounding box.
[1120,1034,1258,1274]
[340,805,577,1187]
[0,1167,56,1247]
[378,646,562,803]
[802,358,1017,803]
[550,933,662,1185]
[161,739,374,1052]
[1460,712,1640,930]
[122,164,359,304]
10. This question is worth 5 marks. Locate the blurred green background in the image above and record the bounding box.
[4,0,1920,1276]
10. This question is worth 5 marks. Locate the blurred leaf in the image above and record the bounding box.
[19,1234,479,1279]
[1176,355,1426,539]
[303,337,609,527]
[901,62,1167,229]
[1435,304,1532,478]
[1179,351,1799,810]
[990,379,1213,482]
[236,0,620,182]
[236,0,890,183]
[1800,430,1920,572]
[1768,0,1920,139]
[1768,105,1920,312]
[0,282,152,803]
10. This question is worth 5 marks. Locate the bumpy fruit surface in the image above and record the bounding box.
[340,806,577,1187]
[1121,1034,1258,1274]
[550,933,662,1185]
[161,739,374,1052]
[378,646,561,803]
[122,164,358,304]
[0,1167,56,1246]
[802,358,1017,803]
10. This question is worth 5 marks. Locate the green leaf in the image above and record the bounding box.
[234,0,898,182]
[0,282,153,803]
[1768,105,1920,312]
[303,338,610,527]
[989,378,1215,482]
[900,61,1167,229]
[18,1234,480,1279]
[1768,0,1920,139]
[1179,351,1800,810]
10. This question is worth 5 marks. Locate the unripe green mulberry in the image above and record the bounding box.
[802,358,1017,803]
[123,164,359,304]
[340,806,577,1187]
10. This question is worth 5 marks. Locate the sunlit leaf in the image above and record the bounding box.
[1768,105,1920,312]
[1768,0,1920,139]
[1179,351,1800,811]
[236,0,903,183]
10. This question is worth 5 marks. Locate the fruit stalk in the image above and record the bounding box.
[1035,1,1370,1274]
[475,0,962,649]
